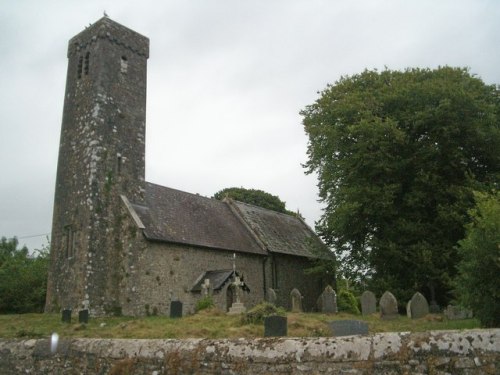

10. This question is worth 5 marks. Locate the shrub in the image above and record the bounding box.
[195,296,214,312]
[337,289,360,314]
[454,191,500,327]
[241,302,286,325]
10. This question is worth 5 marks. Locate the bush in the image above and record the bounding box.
[241,302,286,325]
[454,191,500,327]
[337,289,360,315]
[0,237,49,313]
[195,295,214,312]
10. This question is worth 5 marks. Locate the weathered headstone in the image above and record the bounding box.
[409,292,429,319]
[360,291,377,315]
[379,291,399,320]
[201,279,211,297]
[328,320,369,337]
[318,285,337,314]
[228,277,246,314]
[78,309,89,324]
[444,305,473,320]
[61,309,72,323]
[290,288,303,312]
[170,301,183,318]
[406,300,412,318]
[264,316,287,337]
[266,288,277,305]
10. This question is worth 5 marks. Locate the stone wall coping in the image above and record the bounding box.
[1,329,499,363]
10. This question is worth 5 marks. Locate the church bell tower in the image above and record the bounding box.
[45,17,149,315]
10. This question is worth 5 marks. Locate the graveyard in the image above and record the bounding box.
[0,309,479,340]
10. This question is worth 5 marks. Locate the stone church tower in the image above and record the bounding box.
[45,17,149,315]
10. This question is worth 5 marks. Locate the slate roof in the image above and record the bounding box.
[232,201,320,258]
[126,182,322,258]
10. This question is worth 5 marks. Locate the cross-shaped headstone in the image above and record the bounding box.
[201,278,211,297]
[232,276,243,303]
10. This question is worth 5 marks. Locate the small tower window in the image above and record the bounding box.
[84,52,90,75]
[64,225,75,258]
[77,56,83,79]
[120,56,128,74]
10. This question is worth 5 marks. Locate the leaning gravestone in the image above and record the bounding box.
[290,288,303,312]
[264,316,287,337]
[170,301,183,318]
[329,320,369,337]
[409,292,429,319]
[379,291,399,320]
[318,285,337,314]
[360,291,377,315]
[266,288,277,305]
[78,309,89,324]
[61,309,72,323]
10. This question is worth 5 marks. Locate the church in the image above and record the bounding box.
[45,17,328,317]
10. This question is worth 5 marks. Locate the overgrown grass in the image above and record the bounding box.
[0,309,480,340]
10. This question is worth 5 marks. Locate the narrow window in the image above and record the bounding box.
[64,225,73,258]
[120,56,128,74]
[117,154,122,174]
[77,56,83,79]
[84,52,90,75]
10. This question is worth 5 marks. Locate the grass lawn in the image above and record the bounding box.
[0,309,480,340]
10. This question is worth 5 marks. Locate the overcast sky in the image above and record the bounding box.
[1,0,499,251]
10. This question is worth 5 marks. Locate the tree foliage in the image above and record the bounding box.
[301,67,500,304]
[213,187,296,215]
[454,191,500,327]
[0,237,49,313]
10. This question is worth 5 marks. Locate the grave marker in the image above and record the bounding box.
[360,291,377,315]
[329,320,369,337]
[290,288,303,312]
[61,309,72,323]
[170,301,183,318]
[409,292,429,319]
[264,316,287,337]
[379,291,399,320]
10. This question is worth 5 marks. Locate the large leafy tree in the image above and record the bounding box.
[0,237,49,313]
[213,187,296,215]
[454,191,500,327]
[301,67,500,304]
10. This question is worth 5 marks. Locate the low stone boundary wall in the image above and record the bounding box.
[1,329,499,374]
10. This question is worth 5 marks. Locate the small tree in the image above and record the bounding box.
[0,237,49,313]
[454,191,500,327]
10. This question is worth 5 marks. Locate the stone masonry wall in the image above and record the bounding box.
[1,329,498,374]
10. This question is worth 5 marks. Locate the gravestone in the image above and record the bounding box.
[78,309,89,324]
[318,285,337,314]
[379,291,399,320]
[61,309,72,323]
[266,288,277,305]
[170,301,183,318]
[228,277,246,315]
[329,320,369,337]
[360,291,377,315]
[264,316,287,337]
[406,300,412,318]
[290,288,303,312]
[409,292,429,319]
[201,279,211,297]
[444,305,473,320]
